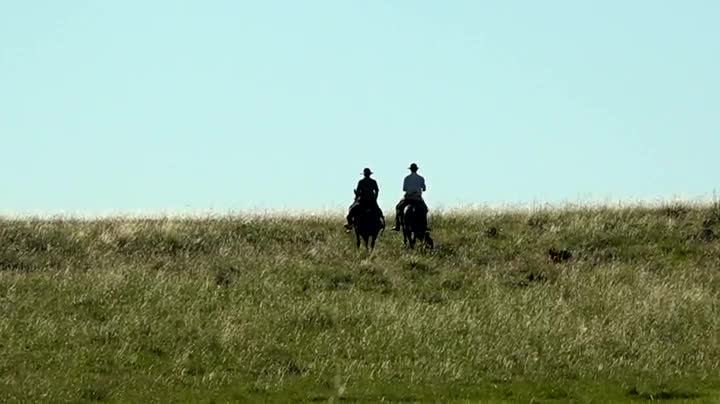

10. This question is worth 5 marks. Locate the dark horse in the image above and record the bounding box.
[402,203,434,249]
[352,203,383,249]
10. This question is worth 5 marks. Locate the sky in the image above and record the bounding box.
[1,1,719,214]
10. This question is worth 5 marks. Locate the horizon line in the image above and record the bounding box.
[2,197,718,219]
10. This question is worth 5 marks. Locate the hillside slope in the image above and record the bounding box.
[2,205,720,402]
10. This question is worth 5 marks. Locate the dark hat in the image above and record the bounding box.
[408,163,419,171]
[362,168,373,176]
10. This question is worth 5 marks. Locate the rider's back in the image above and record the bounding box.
[403,173,425,199]
[356,177,378,202]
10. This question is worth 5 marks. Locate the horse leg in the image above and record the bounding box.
[356,231,361,248]
[370,234,376,250]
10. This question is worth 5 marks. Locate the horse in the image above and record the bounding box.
[402,202,434,249]
[352,203,384,249]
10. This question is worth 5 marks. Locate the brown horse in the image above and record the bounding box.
[352,204,383,249]
[402,203,433,249]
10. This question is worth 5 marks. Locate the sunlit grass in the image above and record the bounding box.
[1,203,720,402]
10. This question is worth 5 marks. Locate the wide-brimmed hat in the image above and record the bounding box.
[362,168,373,175]
[408,163,419,171]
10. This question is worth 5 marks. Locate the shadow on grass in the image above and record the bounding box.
[627,385,701,401]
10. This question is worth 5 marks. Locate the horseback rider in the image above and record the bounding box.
[345,168,385,231]
[392,163,427,231]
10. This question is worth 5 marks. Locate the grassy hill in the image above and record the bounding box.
[2,204,720,403]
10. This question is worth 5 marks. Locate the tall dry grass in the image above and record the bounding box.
[1,203,719,402]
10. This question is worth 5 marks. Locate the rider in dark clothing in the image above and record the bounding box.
[345,168,385,231]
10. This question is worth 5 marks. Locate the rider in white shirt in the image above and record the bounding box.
[392,163,427,231]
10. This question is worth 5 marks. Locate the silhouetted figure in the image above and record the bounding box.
[392,163,428,231]
[401,202,434,249]
[345,168,385,231]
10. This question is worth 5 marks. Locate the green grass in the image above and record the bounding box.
[2,203,720,403]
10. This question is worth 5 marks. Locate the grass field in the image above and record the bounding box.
[2,203,720,403]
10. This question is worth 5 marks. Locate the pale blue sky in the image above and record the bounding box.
[2,1,719,213]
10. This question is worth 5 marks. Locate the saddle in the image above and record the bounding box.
[356,195,375,206]
[351,196,382,224]
[405,198,428,214]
